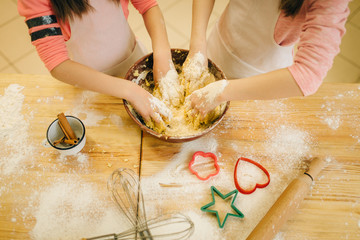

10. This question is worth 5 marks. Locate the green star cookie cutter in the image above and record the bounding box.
[201,186,244,228]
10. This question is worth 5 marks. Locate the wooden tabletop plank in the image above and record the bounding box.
[140,83,360,239]
[0,73,141,239]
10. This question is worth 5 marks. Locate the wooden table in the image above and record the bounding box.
[0,73,359,239]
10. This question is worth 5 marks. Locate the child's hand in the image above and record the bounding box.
[185,80,228,119]
[182,51,209,95]
[183,51,207,81]
[152,49,184,107]
[153,51,172,84]
[157,66,184,107]
[128,84,171,124]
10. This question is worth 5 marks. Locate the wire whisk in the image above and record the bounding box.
[83,168,194,240]
[108,168,151,238]
[83,213,194,240]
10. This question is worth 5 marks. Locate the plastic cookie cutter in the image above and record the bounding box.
[189,151,220,181]
[234,157,270,194]
[201,186,244,228]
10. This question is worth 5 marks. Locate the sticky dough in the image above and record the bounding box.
[145,56,226,137]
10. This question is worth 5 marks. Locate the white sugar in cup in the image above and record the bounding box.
[46,116,86,155]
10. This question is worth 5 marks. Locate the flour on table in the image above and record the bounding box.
[235,160,269,191]
[36,95,64,103]
[68,91,106,127]
[30,176,131,240]
[141,133,293,239]
[58,152,89,169]
[263,125,311,172]
[191,155,218,179]
[321,115,341,130]
[0,84,34,178]
[109,113,123,128]
[68,105,105,127]
[318,101,343,130]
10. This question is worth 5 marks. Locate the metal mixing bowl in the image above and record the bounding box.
[123,49,230,143]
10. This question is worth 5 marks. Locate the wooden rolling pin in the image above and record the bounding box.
[247,157,325,240]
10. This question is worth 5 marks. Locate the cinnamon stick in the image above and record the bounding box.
[57,113,76,140]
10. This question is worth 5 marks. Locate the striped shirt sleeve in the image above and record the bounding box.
[18,0,69,71]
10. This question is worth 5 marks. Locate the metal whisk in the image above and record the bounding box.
[83,168,194,240]
[83,213,194,240]
[108,168,151,239]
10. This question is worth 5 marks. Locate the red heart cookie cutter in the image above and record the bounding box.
[234,157,270,194]
[189,151,220,181]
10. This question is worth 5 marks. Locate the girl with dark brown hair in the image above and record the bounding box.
[18,0,178,123]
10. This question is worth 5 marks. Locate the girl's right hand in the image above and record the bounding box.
[127,83,171,124]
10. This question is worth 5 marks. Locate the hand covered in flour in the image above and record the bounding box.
[183,51,208,80]
[185,80,228,118]
[182,51,211,95]
[128,84,171,125]
[156,63,184,107]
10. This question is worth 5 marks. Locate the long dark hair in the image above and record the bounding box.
[280,0,305,17]
[50,0,119,22]
[51,0,304,22]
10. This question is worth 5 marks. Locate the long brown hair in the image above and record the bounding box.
[279,0,305,17]
[51,0,304,22]
[50,0,119,22]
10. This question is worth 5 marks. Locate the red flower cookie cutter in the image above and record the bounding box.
[234,157,270,194]
[189,151,220,181]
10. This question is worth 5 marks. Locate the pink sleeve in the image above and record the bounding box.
[288,0,350,96]
[18,0,69,71]
[131,0,158,14]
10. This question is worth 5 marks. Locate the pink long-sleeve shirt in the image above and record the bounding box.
[18,0,157,71]
[275,0,350,95]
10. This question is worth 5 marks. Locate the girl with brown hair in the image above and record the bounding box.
[18,0,177,123]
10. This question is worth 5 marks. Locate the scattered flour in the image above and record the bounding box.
[320,115,341,130]
[140,135,290,239]
[69,106,105,127]
[273,232,284,240]
[235,159,269,191]
[109,113,123,128]
[58,152,89,169]
[319,101,343,130]
[263,125,311,172]
[190,155,218,179]
[0,84,34,178]
[36,95,64,103]
[325,156,334,163]
[68,91,106,127]
[30,176,131,240]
